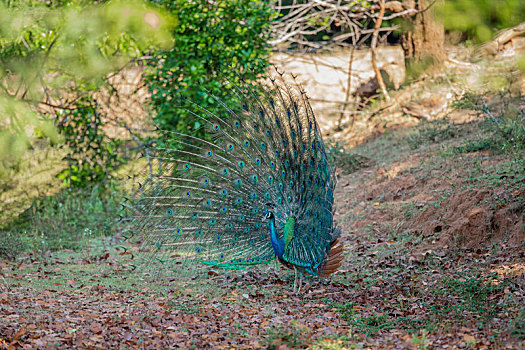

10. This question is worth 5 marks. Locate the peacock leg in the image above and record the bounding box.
[297,272,303,293]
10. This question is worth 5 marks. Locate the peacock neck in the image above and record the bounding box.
[268,215,284,259]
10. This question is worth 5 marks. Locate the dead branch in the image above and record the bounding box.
[370,0,390,101]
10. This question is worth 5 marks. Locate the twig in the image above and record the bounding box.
[370,0,390,101]
[337,46,356,130]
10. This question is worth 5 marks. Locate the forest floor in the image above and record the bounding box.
[1,54,525,349]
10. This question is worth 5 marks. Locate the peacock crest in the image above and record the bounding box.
[123,72,343,291]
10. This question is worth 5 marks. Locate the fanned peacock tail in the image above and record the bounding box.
[123,72,343,280]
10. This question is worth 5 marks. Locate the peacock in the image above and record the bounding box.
[124,72,344,292]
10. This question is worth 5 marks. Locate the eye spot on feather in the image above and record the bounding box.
[244,140,250,147]
[183,163,190,170]
[214,124,220,131]
[209,219,216,226]
[206,150,213,157]
[238,161,245,169]
[167,209,173,215]
[255,157,261,166]
[227,143,234,151]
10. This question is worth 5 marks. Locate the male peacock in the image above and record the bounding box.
[125,73,343,292]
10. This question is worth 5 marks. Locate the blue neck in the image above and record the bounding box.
[269,217,284,259]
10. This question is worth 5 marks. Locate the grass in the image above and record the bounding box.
[263,321,310,349]
[406,117,461,150]
[1,185,121,259]
[326,139,372,175]
[428,273,507,322]
[511,308,525,340]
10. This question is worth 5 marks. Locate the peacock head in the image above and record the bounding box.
[263,210,275,222]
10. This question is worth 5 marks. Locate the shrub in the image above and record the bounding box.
[145,0,273,138]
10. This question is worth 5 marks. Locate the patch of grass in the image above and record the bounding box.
[406,117,460,150]
[336,303,425,336]
[1,185,121,259]
[453,91,525,172]
[326,139,372,174]
[511,308,525,340]
[263,321,310,349]
[429,273,507,322]
[0,231,31,261]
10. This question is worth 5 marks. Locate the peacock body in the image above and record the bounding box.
[125,73,343,288]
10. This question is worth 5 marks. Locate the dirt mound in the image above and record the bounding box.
[417,189,524,248]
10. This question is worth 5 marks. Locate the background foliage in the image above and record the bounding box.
[0,0,274,256]
[0,0,173,182]
[145,0,273,138]
[440,0,525,42]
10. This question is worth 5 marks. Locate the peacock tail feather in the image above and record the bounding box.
[123,72,342,278]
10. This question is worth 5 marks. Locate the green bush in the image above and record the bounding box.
[0,0,173,185]
[57,98,124,187]
[145,0,273,138]
[440,0,525,42]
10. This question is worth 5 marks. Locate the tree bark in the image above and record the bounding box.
[401,0,445,63]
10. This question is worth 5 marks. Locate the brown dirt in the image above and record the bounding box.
[334,146,524,253]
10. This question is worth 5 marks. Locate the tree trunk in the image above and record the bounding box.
[401,0,445,63]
